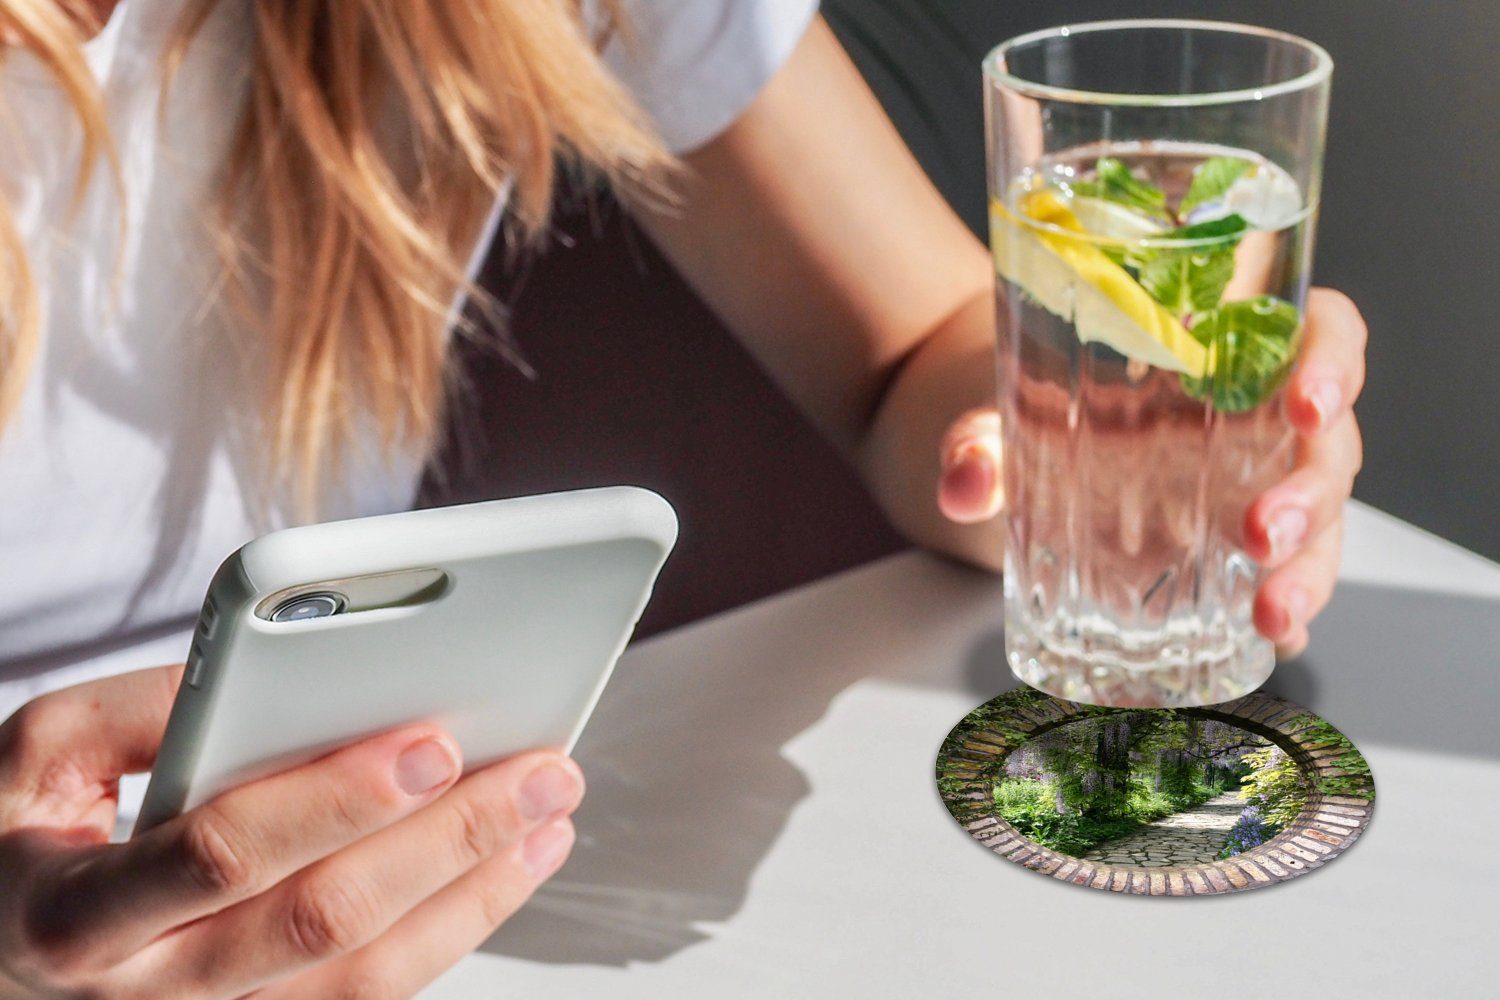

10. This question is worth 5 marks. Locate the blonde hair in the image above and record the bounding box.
[0,0,672,509]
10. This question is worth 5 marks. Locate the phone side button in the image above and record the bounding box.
[185,643,205,689]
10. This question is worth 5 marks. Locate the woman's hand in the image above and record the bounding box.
[0,665,582,999]
[938,287,1367,658]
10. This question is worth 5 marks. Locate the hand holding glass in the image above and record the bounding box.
[986,21,1332,706]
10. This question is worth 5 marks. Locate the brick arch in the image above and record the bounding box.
[937,690,1374,895]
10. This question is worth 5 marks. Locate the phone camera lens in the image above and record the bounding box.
[269,592,346,623]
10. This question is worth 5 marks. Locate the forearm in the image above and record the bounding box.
[854,288,1004,572]
[631,14,1006,571]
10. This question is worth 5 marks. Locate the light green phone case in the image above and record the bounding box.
[133,486,676,835]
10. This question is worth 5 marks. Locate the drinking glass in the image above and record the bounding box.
[986,20,1332,706]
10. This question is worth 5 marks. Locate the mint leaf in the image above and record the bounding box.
[1180,296,1302,412]
[1138,251,1233,315]
[1170,215,1251,243]
[1073,157,1169,219]
[1180,156,1253,217]
[1135,215,1249,315]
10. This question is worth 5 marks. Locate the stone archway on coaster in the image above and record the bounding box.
[935,687,1375,896]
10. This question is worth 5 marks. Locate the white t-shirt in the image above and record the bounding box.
[0,0,819,722]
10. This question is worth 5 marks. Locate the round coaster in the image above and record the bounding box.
[936,687,1374,895]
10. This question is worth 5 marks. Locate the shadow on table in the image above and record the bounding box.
[1265,581,1500,761]
[963,580,1500,762]
[482,565,1498,967]
[480,554,998,967]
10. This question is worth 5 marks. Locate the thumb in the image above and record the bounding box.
[937,407,1003,524]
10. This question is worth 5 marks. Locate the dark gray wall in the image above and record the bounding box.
[826,0,1500,561]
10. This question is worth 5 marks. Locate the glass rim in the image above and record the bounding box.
[984,18,1333,107]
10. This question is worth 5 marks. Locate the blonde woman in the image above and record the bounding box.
[0,1,1365,995]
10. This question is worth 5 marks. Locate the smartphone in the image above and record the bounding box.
[133,485,676,835]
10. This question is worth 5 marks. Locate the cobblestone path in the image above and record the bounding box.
[1080,792,1244,866]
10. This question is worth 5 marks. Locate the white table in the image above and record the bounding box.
[425,501,1500,998]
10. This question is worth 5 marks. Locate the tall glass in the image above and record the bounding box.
[986,21,1332,707]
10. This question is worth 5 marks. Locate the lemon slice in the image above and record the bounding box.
[990,190,1209,378]
[1068,195,1169,241]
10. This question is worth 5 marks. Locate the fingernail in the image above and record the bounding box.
[1283,587,1311,631]
[522,819,575,879]
[519,760,584,821]
[940,443,998,516]
[944,453,993,493]
[943,440,991,475]
[395,738,459,796]
[1307,379,1342,428]
[1266,506,1308,560]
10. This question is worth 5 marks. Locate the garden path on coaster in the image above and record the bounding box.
[1081,791,1242,866]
